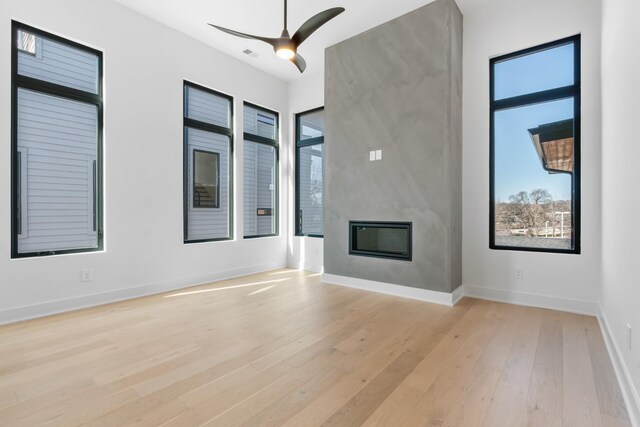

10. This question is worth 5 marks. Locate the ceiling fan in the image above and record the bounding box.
[208,0,345,73]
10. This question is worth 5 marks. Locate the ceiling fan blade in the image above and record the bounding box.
[291,7,345,47]
[291,53,307,73]
[208,24,278,48]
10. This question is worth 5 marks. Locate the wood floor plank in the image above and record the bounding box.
[523,406,563,427]
[282,297,471,427]
[527,309,564,417]
[482,381,528,427]
[360,382,425,427]
[403,302,505,426]
[563,313,604,427]
[500,308,543,389]
[440,304,524,427]
[601,413,632,427]
[0,269,631,427]
[320,350,423,427]
[584,316,630,421]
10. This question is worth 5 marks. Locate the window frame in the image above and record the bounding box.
[295,106,325,238]
[11,21,104,259]
[489,35,581,254]
[243,101,280,239]
[183,80,234,244]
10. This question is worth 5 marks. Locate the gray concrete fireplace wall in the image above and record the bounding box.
[324,0,462,293]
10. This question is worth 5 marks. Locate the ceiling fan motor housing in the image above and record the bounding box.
[275,29,296,55]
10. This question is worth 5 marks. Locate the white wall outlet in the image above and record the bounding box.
[514,268,524,280]
[375,149,382,160]
[369,150,376,161]
[628,323,632,350]
[81,269,93,282]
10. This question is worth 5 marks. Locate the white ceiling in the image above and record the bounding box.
[111,0,450,81]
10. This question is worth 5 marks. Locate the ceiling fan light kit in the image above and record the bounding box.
[275,30,296,59]
[208,0,345,73]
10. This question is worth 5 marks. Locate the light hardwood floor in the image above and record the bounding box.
[0,269,630,426]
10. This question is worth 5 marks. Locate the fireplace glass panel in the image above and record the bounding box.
[349,221,412,261]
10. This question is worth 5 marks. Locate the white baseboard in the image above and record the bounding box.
[321,273,459,306]
[463,284,599,316]
[598,309,640,427]
[287,259,323,274]
[0,261,286,326]
[451,285,465,306]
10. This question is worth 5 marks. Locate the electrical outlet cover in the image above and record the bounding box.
[515,268,524,279]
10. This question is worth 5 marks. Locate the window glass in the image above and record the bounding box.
[243,141,277,236]
[491,37,579,253]
[12,23,102,257]
[299,109,324,140]
[17,30,36,55]
[494,98,574,250]
[193,150,219,209]
[295,108,324,236]
[494,42,574,100]
[244,105,277,140]
[243,103,278,238]
[185,86,231,128]
[297,144,324,235]
[17,30,100,94]
[184,83,233,242]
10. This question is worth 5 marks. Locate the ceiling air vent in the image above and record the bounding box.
[242,49,259,58]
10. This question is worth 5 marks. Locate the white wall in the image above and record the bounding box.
[286,70,325,273]
[601,0,640,419]
[0,0,290,323]
[460,0,603,314]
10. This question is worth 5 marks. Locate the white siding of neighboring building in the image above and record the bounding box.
[184,86,232,241]
[18,34,99,94]
[17,88,98,253]
[243,141,276,236]
[256,144,276,235]
[243,106,276,139]
[185,128,230,241]
[243,141,258,236]
[185,86,229,128]
[243,105,278,237]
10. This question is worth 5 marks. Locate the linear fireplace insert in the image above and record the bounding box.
[349,221,412,261]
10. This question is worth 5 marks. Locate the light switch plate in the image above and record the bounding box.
[375,149,382,160]
[369,151,376,161]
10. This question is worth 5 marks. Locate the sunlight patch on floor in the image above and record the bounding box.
[248,285,277,296]
[164,278,291,298]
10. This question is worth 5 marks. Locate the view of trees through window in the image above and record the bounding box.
[495,189,572,246]
[491,37,580,252]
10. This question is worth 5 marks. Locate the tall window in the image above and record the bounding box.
[183,82,233,243]
[295,108,324,237]
[243,103,279,238]
[11,22,103,258]
[490,36,580,253]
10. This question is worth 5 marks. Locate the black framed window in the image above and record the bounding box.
[243,103,279,238]
[11,21,103,258]
[183,81,233,243]
[490,35,581,254]
[295,107,324,237]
